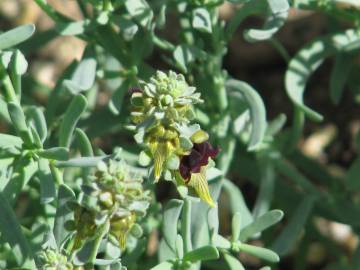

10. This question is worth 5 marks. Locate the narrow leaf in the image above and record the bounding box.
[0,134,22,149]
[223,253,245,270]
[183,245,219,262]
[150,261,174,270]
[192,8,212,33]
[285,29,360,121]
[244,0,289,42]
[0,192,33,265]
[53,184,75,247]
[239,243,279,263]
[38,147,69,161]
[232,212,242,242]
[37,159,56,204]
[240,210,284,242]
[7,102,33,146]
[0,24,35,50]
[163,199,183,250]
[27,107,47,143]
[59,94,87,148]
[271,196,315,256]
[63,46,97,94]
[330,53,352,104]
[226,79,267,150]
[223,179,253,228]
[55,155,111,168]
[75,128,93,156]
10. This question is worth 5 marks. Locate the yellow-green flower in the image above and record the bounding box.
[130,70,220,206]
[67,160,150,251]
[36,249,73,270]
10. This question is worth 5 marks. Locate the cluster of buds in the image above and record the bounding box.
[66,160,151,251]
[36,249,74,270]
[130,70,219,207]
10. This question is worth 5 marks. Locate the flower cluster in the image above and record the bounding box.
[130,71,219,206]
[66,160,151,251]
[36,249,74,270]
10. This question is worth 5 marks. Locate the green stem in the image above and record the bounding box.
[270,37,290,63]
[181,198,192,254]
[287,108,304,154]
[86,221,110,268]
[33,0,70,22]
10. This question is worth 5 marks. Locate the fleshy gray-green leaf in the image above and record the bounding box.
[163,199,183,250]
[244,0,289,42]
[55,155,111,168]
[240,210,284,242]
[183,245,219,262]
[226,79,267,151]
[53,184,75,247]
[26,107,47,143]
[37,159,56,204]
[59,94,87,148]
[192,8,212,33]
[38,147,69,161]
[252,160,275,218]
[239,243,279,263]
[125,0,153,28]
[285,29,360,121]
[0,134,22,150]
[7,102,33,147]
[231,212,242,242]
[75,128,93,156]
[63,46,97,94]
[0,24,35,50]
[271,196,315,256]
[57,20,88,36]
[0,192,34,266]
[150,261,174,270]
[2,159,37,204]
[223,253,245,270]
[223,179,253,228]
[11,49,28,75]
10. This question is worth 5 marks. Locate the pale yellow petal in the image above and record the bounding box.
[118,233,127,251]
[153,142,168,182]
[188,167,215,207]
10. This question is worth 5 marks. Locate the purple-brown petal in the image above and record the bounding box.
[179,141,220,180]
[128,87,143,95]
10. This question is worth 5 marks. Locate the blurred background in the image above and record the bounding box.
[1,1,359,269]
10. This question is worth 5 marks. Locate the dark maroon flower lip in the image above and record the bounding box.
[128,87,143,95]
[179,141,220,181]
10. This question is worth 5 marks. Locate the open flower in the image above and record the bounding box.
[179,141,219,207]
[179,141,219,180]
[130,70,219,206]
[130,70,202,181]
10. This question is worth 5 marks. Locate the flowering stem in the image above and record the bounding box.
[87,221,110,267]
[181,198,192,254]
